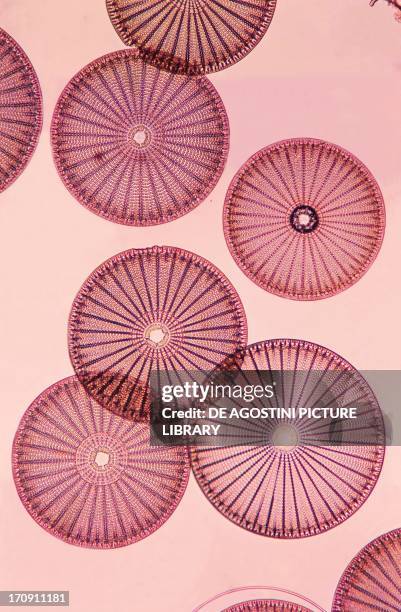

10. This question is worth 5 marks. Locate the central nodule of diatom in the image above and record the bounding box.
[290,205,319,234]
[94,450,110,468]
[128,125,152,149]
[271,423,299,452]
[144,323,170,348]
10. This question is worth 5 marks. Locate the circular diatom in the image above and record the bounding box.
[190,339,385,538]
[224,138,385,300]
[0,28,42,192]
[106,0,277,76]
[332,528,401,611]
[51,49,229,226]
[68,246,247,421]
[224,601,312,611]
[12,377,190,548]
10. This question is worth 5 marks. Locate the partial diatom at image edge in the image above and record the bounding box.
[223,600,314,611]
[332,527,401,611]
[105,0,277,75]
[0,28,42,192]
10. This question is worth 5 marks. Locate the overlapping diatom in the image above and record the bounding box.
[12,377,190,548]
[191,339,385,538]
[69,246,247,420]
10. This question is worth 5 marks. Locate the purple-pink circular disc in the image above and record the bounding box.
[224,602,312,611]
[190,338,385,538]
[51,49,229,226]
[224,138,385,300]
[68,246,247,421]
[332,527,401,611]
[106,0,277,75]
[12,376,190,548]
[0,28,42,192]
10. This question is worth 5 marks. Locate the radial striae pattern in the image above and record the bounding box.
[333,528,401,611]
[0,28,42,192]
[190,339,385,538]
[51,49,228,226]
[224,601,312,612]
[224,138,385,300]
[106,0,277,75]
[12,377,190,548]
[69,246,247,420]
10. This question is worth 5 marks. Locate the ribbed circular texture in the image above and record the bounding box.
[0,28,42,192]
[12,377,190,548]
[332,528,401,611]
[106,0,277,75]
[51,49,229,226]
[194,587,325,612]
[69,246,247,420]
[224,138,385,300]
[224,601,312,611]
[190,339,385,538]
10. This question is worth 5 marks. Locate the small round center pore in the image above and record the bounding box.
[290,204,319,234]
[271,423,299,451]
[128,124,152,149]
[144,322,170,348]
[94,449,110,468]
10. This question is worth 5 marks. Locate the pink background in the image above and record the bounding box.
[1,1,401,610]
